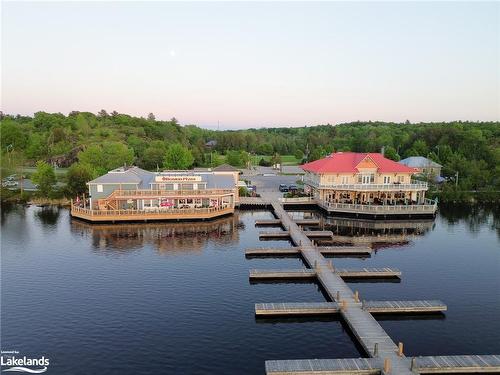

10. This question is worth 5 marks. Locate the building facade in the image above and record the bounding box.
[399,156,444,183]
[71,166,239,222]
[301,152,436,216]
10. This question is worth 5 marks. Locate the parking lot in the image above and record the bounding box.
[240,166,304,200]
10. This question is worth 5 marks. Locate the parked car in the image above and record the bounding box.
[288,184,298,192]
[279,184,288,192]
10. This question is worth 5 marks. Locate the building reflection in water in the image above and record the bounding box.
[287,210,435,248]
[70,213,243,255]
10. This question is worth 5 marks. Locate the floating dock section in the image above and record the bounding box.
[246,199,499,374]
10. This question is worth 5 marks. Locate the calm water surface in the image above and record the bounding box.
[1,204,499,374]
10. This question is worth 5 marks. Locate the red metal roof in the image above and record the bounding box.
[301,152,416,173]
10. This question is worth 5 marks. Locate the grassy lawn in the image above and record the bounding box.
[250,154,300,166]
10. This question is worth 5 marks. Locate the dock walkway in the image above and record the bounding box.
[270,202,407,368]
[247,200,498,374]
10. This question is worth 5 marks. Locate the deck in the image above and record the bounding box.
[317,199,437,216]
[70,205,234,222]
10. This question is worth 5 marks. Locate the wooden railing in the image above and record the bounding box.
[71,204,234,221]
[304,179,428,191]
[316,199,437,214]
[279,197,316,203]
[108,188,236,199]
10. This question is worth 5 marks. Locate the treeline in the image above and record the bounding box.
[1,111,499,197]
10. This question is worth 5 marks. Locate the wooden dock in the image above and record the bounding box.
[259,230,333,239]
[255,300,445,316]
[248,200,498,374]
[295,219,320,226]
[250,269,316,279]
[265,355,500,374]
[249,268,401,280]
[317,246,372,255]
[245,246,372,257]
[413,354,500,373]
[303,230,334,238]
[259,231,291,239]
[256,302,341,316]
[255,219,283,226]
[362,300,446,313]
[246,247,300,256]
[255,219,320,227]
[336,267,401,278]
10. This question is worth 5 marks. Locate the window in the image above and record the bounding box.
[398,176,405,183]
[383,176,391,184]
[97,184,103,193]
[341,176,349,184]
[361,174,374,184]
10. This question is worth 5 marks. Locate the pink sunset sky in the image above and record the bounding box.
[2,1,499,129]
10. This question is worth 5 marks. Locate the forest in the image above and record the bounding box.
[0,110,499,200]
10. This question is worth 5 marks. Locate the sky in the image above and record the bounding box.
[1,1,499,129]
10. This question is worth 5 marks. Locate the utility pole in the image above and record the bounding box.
[455,171,459,187]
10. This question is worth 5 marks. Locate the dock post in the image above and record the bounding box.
[336,291,340,301]
[410,357,416,371]
[341,300,347,310]
[398,342,404,357]
[383,358,391,373]
[354,291,359,303]
[373,343,378,357]
[314,260,318,270]
[329,260,334,270]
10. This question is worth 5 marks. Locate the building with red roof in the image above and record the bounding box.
[300,152,436,216]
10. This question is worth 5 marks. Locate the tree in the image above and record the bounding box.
[384,146,400,161]
[78,142,134,172]
[309,147,324,161]
[406,140,428,157]
[0,119,28,150]
[66,163,96,196]
[32,161,56,197]
[147,113,156,121]
[294,149,303,161]
[226,150,249,168]
[163,143,194,170]
[97,109,108,118]
[25,134,47,160]
[143,141,167,170]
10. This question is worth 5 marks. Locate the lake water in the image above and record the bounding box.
[1,204,499,374]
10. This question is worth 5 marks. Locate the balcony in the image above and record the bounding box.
[316,199,437,215]
[107,188,236,199]
[304,178,428,191]
[71,204,235,222]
